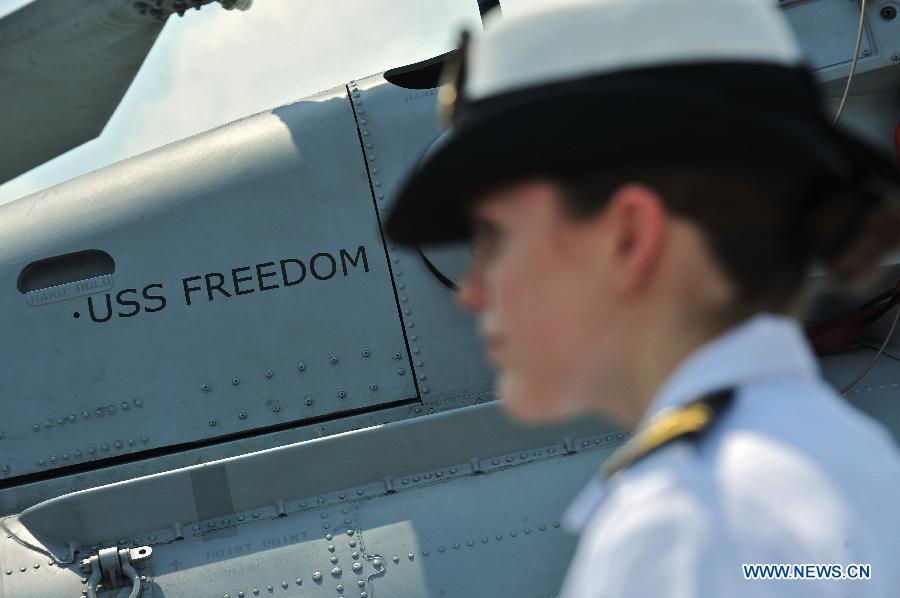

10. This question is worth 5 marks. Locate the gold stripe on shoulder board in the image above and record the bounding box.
[601,389,734,479]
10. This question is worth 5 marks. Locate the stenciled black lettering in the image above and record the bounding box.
[280,259,307,286]
[204,272,232,301]
[116,289,141,318]
[255,262,279,292]
[142,283,167,313]
[182,276,202,306]
[231,266,255,296]
[310,252,337,280]
[340,245,370,275]
[87,294,113,323]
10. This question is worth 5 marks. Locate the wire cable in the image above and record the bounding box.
[833,0,867,126]
[841,305,900,394]
[856,341,900,364]
[832,0,883,394]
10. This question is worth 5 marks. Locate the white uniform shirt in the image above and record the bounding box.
[559,313,900,598]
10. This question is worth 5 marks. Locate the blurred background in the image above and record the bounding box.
[0,0,558,206]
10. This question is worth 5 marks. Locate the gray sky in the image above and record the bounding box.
[0,0,547,205]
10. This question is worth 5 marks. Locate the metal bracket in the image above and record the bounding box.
[80,546,152,598]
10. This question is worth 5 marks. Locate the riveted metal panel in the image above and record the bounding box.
[820,305,900,444]
[348,75,496,407]
[824,346,900,444]
[355,453,593,598]
[0,402,622,597]
[0,399,420,517]
[781,0,873,71]
[0,85,415,482]
[0,453,601,598]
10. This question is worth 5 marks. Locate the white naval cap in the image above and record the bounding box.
[465,0,804,102]
[385,0,900,247]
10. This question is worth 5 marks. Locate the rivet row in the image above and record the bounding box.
[31,400,144,433]
[35,436,151,467]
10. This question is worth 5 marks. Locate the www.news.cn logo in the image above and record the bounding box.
[742,563,872,580]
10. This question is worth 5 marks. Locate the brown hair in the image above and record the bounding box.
[555,164,900,320]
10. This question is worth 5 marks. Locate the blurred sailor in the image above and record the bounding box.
[385,0,900,596]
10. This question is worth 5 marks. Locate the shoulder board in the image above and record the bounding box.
[601,388,734,479]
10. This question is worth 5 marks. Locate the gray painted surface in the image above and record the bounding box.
[784,0,874,70]
[0,402,622,597]
[0,0,235,185]
[0,86,415,483]
[348,75,497,409]
[787,0,900,151]
[783,0,900,86]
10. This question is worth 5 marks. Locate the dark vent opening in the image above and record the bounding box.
[17,250,115,293]
[384,50,456,90]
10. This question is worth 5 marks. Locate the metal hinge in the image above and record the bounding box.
[80,546,153,598]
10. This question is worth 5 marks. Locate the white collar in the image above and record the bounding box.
[563,313,819,533]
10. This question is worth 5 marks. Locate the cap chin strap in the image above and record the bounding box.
[417,248,459,292]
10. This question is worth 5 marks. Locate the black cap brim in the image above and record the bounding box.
[385,63,900,247]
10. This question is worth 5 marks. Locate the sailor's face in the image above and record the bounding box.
[457,180,619,423]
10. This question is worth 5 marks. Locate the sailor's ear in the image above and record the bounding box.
[603,183,668,291]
